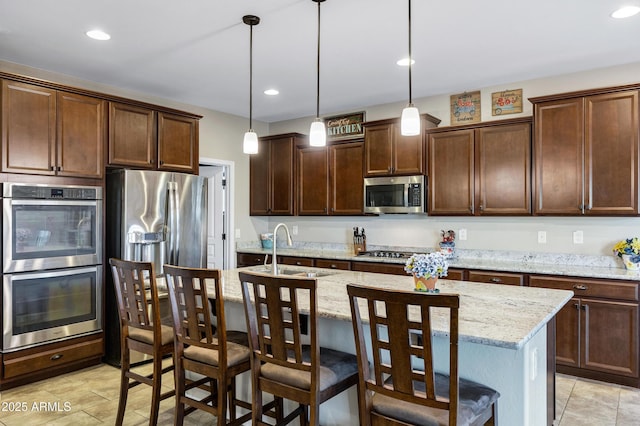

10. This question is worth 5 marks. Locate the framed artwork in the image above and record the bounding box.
[491,89,523,116]
[450,91,481,124]
[325,111,365,141]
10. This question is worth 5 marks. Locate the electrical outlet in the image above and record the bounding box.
[292,225,299,235]
[573,230,584,244]
[458,228,468,241]
[538,231,547,244]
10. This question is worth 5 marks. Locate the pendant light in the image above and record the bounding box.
[400,0,420,136]
[242,15,260,154]
[309,0,327,147]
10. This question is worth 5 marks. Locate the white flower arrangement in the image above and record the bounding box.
[404,252,449,279]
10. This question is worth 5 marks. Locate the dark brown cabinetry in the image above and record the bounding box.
[250,133,301,215]
[298,141,364,215]
[427,117,531,215]
[363,115,440,177]
[108,102,156,169]
[467,270,525,286]
[530,275,639,385]
[2,80,106,178]
[530,88,639,215]
[351,261,406,275]
[108,104,199,174]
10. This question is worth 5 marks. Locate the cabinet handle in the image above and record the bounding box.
[574,303,580,310]
[50,166,55,171]
[573,284,588,291]
[330,264,337,269]
[295,261,302,265]
[58,166,63,172]
[479,205,484,211]
[490,277,503,283]
[159,160,164,166]
[50,353,63,361]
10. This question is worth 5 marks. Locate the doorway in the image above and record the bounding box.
[199,158,234,270]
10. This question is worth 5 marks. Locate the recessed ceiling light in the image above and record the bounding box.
[86,29,111,41]
[264,89,279,96]
[396,58,415,67]
[611,6,640,18]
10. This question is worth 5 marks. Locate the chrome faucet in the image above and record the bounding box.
[271,223,293,275]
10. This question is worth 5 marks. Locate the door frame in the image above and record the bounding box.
[199,157,234,270]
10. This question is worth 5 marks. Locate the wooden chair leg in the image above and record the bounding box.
[116,356,129,426]
[174,361,186,426]
[228,378,236,422]
[149,355,163,425]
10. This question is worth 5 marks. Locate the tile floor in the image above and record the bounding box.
[0,363,638,425]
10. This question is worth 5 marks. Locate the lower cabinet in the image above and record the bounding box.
[530,276,639,385]
[467,270,525,286]
[351,261,406,275]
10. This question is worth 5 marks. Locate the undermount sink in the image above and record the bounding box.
[249,266,334,278]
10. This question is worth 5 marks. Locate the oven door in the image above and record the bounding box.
[3,198,102,273]
[2,266,103,352]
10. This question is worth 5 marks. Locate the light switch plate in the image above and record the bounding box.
[573,230,584,244]
[458,228,467,241]
[292,225,299,235]
[538,231,547,244]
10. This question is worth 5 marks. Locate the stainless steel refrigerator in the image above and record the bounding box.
[104,169,207,366]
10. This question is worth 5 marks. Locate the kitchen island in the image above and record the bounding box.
[216,265,573,425]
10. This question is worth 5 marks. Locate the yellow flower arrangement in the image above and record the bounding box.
[613,238,640,260]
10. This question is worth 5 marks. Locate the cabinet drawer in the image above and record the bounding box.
[315,259,351,270]
[279,256,314,267]
[351,261,407,276]
[237,252,268,266]
[445,268,465,281]
[468,270,524,286]
[4,338,103,379]
[530,276,639,302]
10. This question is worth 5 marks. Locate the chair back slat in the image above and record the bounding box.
[164,265,222,354]
[109,258,159,332]
[239,272,317,375]
[348,284,460,420]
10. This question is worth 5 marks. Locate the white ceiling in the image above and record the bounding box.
[1,0,639,123]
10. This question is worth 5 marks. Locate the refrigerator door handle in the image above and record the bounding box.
[166,181,180,266]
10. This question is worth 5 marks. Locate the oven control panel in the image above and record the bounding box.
[5,184,102,200]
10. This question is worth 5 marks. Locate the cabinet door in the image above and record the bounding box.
[57,92,105,178]
[467,270,524,286]
[1,80,56,175]
[270,136,296,215]
[393,126,424,175]
[364,123,393,176]
[250,138,271,215]
[585,91,639,215]
[428,129,474,215]
[476,123,531,215]
[330,142,364,215]
[556,298,581,368]
[533,98,584,214]
[108,102,155,169]
[298,147,329,215]
[582,299,639,377]
[158,112,198,173]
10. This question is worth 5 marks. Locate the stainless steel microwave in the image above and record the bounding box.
[363,175,426,214]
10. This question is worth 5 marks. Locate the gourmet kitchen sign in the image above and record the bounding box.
[325,111,365,141]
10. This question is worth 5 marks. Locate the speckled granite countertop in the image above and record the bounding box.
[220,265,573,351]
[236,242,640,282]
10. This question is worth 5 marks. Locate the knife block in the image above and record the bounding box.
[353,239,366,255]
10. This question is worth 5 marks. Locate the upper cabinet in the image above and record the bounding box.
[531,88,639,215]
[1,80,105,178]
[363,115,440,177]
[250,133,301,216]
[108,103,199,174]
[427,117,532,216]
[298,141,364,215]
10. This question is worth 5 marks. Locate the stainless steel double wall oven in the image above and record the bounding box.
[2,183,103,352]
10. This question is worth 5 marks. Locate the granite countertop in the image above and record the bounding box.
[236,244,640,282]
[219,265,573,351]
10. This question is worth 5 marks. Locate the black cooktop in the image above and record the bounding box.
[357,250,414,259]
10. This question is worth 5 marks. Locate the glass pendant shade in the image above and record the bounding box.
[401,104,421,136]
[243,130,258,154]
[309,119,326,147]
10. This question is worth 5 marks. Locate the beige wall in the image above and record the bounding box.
[3,59,640,260]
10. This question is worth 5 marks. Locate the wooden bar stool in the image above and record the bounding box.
[347,284,500,426]
[109,258,175,426]
[239,271,359,426]
[164,265,252,425]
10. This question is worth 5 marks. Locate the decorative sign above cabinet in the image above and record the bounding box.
[325,111,365,141]
[491,89,523,116]
[450,91,481,125]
